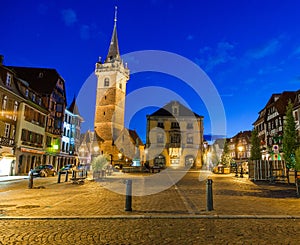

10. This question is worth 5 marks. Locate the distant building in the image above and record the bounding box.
[293,90,300,143]
[145,101,204,168]
[78,130,103,170]
[253,91,297,160]
[228,131,252,162]
[61,96,83,166]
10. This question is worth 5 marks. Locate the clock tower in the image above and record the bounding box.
[94,6,129,155]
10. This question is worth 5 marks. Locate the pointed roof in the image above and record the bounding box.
[149,101,203,118]
[68,96,80,116]
[105,6,120,63]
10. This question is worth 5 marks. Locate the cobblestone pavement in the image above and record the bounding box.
[0,170,300,244]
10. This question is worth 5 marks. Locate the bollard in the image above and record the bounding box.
[235,166,238,177]
[240,167,244,178]
[65,171,69,182]
[125,179,132,211]
[28,170,33,189]
[206,178,213,211]
[57,171,61,183]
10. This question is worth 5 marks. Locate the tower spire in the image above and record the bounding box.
[105,6,120,63]
[114,6,117,23]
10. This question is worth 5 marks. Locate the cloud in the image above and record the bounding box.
[61,9,77,26]
[246,37,283,59]
[290,45,300,59]
[258,65,283,75]
[195,41,236,72]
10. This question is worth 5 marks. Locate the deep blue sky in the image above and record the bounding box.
[1,0,300,142]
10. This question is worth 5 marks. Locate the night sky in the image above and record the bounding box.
[1,0,300,142]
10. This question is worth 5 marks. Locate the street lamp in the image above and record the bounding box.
[237,145,244,178]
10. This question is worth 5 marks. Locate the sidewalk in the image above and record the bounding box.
[0,175,28,182]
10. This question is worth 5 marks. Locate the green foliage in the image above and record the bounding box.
[91,154,109,172]
[221,140,231,167]
[282,100,297,169]
[250,128,262,160]
[295,147,300,171]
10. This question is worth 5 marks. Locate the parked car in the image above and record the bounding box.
[59,164,74,173]
[31,165,56,177]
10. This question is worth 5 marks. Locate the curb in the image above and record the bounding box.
[1,215,300,220]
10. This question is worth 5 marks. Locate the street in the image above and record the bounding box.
[0,170,299,244]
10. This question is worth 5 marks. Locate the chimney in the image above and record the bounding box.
[0,55,4,65]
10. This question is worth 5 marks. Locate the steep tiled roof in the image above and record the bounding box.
[68,96,80,116]
[128,129,144,146]
[265,91,296,114]
[149,101,202,118]
[6,66,65,95]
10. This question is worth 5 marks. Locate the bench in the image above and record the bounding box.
[70,177,85,184]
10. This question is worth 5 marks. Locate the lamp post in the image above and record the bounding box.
[238,145,244,178]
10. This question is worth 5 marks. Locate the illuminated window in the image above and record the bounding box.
[2,95,7,111]
[6,73,12,87]
[4,123,10,138]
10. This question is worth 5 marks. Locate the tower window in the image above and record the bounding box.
[103,111,105,115]
[104,78,110,87]
[119,83,122,89]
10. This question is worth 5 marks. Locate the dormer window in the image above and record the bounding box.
[172,102,179,116]
[32,94,35,102]
[6,73,12,87]
[104,78,109,87]
[25,89,29,97]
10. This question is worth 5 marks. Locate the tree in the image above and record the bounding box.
[282,100,297,169]
[250,128,262,160]
[221,140,231,167]
[91,154,109,174]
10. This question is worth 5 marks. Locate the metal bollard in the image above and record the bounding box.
[57,171,61,183]
[28,170,33,189]
[240,167,244,178]
[125,179,132,211]
[65,171,69,182]
[206,178,213,211]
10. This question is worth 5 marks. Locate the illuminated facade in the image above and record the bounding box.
[146,101,204,168]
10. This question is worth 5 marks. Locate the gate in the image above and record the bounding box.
[248,160,286,181]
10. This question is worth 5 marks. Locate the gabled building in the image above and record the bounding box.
[7,66,67,170]
[78,130,103,170]
[146,101,204,168]
[61,96,83,167]
[114,128,144,166]
[253,91,297,160]
[0,58,21,175]
[0,57,50,175]
[293,90,300,144]
[228,131,252,162]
